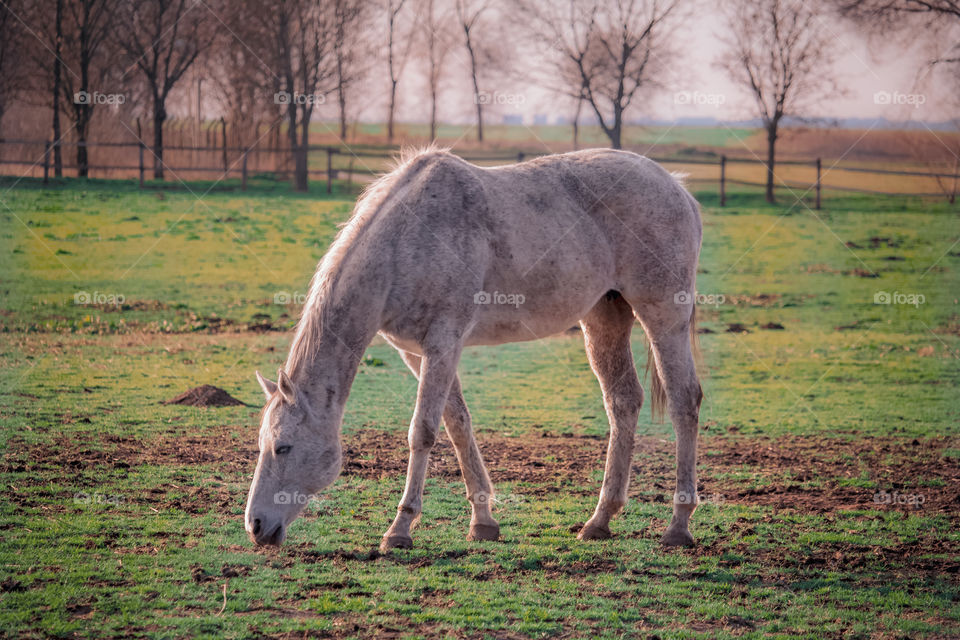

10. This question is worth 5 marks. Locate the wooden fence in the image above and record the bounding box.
[0,138,957,206]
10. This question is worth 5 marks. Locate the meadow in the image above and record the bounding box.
[0,173,958,638]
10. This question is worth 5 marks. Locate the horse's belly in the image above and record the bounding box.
[464,278,609,345]
[381,281,608,354]
[464,311,585,345]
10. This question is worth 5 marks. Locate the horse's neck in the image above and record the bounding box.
[285,280,383,420]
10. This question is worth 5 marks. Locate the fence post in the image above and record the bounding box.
[951,156,958,205]
[138,142,145,189]
[43,140,51,185]
[719,154,726,207]
[241,149,248,192]
[517,151,525,163]
[327,148,334,194]
[815,157,821,210]
[221,117,228,174]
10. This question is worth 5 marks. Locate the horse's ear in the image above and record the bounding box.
[255,370,277,400]
[277,368,296,404]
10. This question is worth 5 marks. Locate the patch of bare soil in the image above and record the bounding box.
[162,385,246,407]
[5,427,958,520]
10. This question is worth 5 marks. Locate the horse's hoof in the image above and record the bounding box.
[467,522,500,542]
[660,527,695,547]
[577,522,611,541]
[379,534,413,552]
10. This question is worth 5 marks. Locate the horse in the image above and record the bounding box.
[244,147,703,551]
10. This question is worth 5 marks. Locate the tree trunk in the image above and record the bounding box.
[470,74,483,142]
[153,106,166,180]
[76,35,91,178]
[285,95,304,191]
[572,94,583,150]
[430,85,437,141]
[765,124,777,204]
[290,105,309,192]
[473,86,483,142]
[294,144,307,191]
[465,33,483,142]
[387,79,397,143]
[609,123,621,150]
[607,106,622,150]
[76,120,88,177]
[338,83,347,140]
[387,6,398,145]
[76,99,90,178]
[52,0,63,176]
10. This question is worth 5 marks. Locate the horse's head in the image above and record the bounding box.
[244,369,342,546]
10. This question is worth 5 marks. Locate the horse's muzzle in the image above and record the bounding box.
[247,516,286,546]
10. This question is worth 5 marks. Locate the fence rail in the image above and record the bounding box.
[0,138,956,206]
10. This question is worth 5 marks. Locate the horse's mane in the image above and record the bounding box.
[285,144,449,374]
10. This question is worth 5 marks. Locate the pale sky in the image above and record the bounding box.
[381,5,952,127]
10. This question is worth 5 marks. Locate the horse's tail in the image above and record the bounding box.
[646,304,702,422]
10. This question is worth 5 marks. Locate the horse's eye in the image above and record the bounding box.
[275,445,292,455]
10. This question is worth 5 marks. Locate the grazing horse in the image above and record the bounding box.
[244,147,703,551]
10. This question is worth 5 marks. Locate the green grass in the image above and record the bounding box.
[0,177,957,638]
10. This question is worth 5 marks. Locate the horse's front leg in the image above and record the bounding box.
[380,341,462,551]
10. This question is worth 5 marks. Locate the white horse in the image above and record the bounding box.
[244,147,703,551]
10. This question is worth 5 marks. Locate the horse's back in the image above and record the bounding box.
[480,149,701,298]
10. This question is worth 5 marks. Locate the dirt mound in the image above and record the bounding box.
[163,385,245,407]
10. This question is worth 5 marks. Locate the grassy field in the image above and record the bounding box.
[0,175,958,638]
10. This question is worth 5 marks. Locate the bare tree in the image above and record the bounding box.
[516,0,679,149]
[116,0,210,179]
[0,0,27,133]
[59,0,120,177]
[21,0,78,175]
[719,0,836,203]
[835,0,960,48]
[331,0,370,140]
[420,0,453,141]
[207,32,272,153]
[455,0,498,142]
[247,0,335,191]
[51,0,64,174]
[384,0,417,143]
[834,2,960,111]
[836,0,960,201]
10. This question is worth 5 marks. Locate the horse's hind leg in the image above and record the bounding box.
[395,350,500,543]
[633,300,702,547]
[578,293,644,541]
